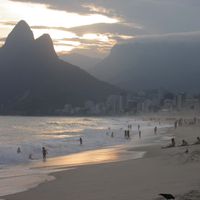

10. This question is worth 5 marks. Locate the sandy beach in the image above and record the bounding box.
[3,121,200,200]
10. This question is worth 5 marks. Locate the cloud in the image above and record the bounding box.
[10,0,200,35]
[4,0,200,57]
[0,19,136,56]
[67,22,143,35]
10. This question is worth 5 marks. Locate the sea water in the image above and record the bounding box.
[0,116,172,197]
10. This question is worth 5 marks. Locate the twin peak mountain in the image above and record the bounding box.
[0,20,120,115]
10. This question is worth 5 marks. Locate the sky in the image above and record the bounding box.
[1,0,200,57]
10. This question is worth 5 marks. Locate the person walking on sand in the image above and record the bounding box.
[79,137,83,145]
[42,147,48,161]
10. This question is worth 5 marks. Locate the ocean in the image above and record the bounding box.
[0,116,172,196]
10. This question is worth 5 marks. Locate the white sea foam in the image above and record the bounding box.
[0,116,172,165]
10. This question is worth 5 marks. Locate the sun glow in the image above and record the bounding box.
[33,29,77,40]
[1,0,119,28]
[0,0,134,55]
[82,33,109,42]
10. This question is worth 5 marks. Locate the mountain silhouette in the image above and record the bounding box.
[90,33,200,93]
[4,20,34,49]
[0,20,120,115]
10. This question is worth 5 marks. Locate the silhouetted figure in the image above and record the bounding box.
[139,130,141,138]
[159,193,175,200]
[124,130,130,139]
[162,138,175,149]
[154,126,157,134]
[193,137,200,145]
[127,130,130,139]
[179,139,188,146]
[29,153,33,160]
[111,132,114,137]
[42,147,47,161]
[138,124,140,130]
[79,137,83,145]
[17,147,21,153]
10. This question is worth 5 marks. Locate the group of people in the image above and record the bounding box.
[109,124,158,140]
[124,130,130,139]
[39,137,83,161]
[16,146,47,161]
[174,117,200,129]
[16,136,84,162]
[162,137,200,149]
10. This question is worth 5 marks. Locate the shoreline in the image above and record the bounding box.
[0,123,171,197]
[2,119,200,200]
[2,122,200,200]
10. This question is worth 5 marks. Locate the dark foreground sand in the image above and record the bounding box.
[3,124,200,200]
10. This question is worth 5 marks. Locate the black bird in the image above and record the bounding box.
[159,193,175,200]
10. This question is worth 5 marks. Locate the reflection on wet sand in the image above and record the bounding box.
[33,146,145,170]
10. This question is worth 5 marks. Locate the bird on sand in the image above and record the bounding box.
[159,193,175,200]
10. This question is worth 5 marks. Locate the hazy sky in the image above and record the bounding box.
[1,0,200,57]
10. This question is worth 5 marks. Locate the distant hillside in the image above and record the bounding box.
[60,53,101,72]
[0,20,120,115]
[89,33,200,93]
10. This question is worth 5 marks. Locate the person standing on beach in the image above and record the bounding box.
[127,130,130,139]
[174,121,178,129]
[42,147,47,161]
[162,138,175,148]
[154,126,157,134]
[139,130,141,138]
[111,132,114,137]
[80,137,83,145]
[17,147,21,153]
[138,124,140,130]
[29,153,33,160]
